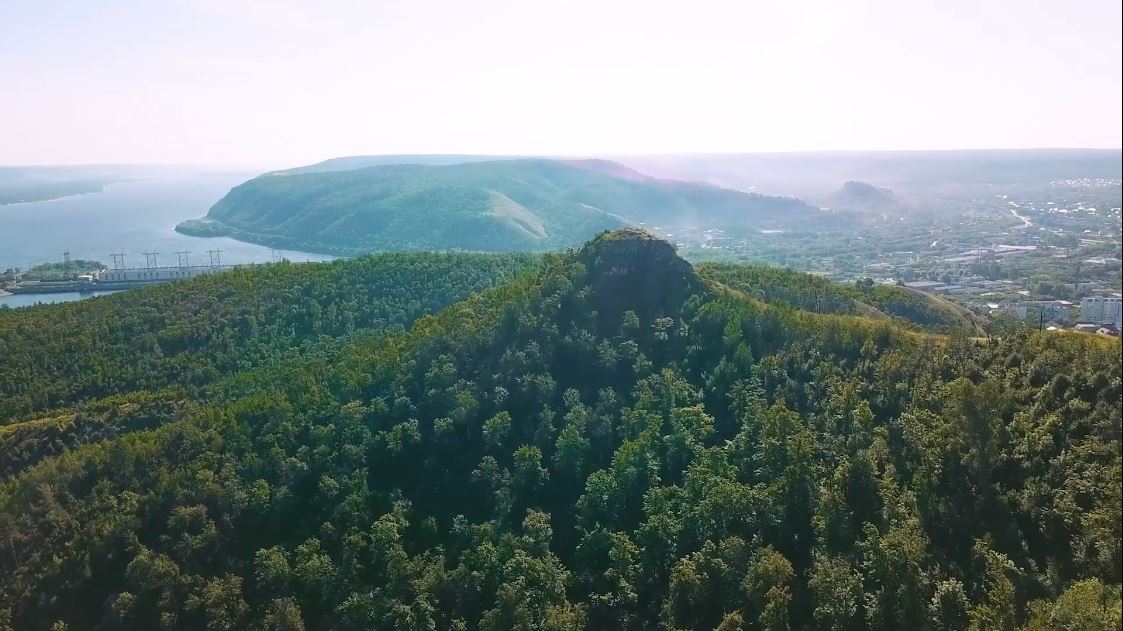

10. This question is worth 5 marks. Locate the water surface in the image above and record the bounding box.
[1,173,333,308]
[0,291,122,309]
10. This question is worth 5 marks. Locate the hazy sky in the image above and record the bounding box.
[2,0,1120,167]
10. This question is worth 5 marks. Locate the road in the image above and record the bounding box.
[1009,207,1033,228]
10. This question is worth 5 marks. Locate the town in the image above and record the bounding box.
[663,177,1122,336]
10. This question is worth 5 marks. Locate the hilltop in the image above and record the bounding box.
[176,158,827,253]
[1,230,1118,631]
[825,180,902,213]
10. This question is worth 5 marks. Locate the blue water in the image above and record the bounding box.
[0,291,122,309]
[1,172,334,308]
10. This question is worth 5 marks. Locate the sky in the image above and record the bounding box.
[1,0,1120,167]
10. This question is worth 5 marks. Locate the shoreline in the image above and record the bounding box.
[174,216,631,257]
[175,217,356,256]
[0,188,106,207]
[0,179,137,206]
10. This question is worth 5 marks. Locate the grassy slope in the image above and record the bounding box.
[698,261,987,333]
[888,284,988,334]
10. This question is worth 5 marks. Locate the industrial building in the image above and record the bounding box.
[97,266,228,283]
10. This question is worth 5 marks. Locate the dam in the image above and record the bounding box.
[5,265,235,294]
[4,250,235,295]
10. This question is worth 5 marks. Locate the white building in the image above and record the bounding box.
[1080,296,1123,327]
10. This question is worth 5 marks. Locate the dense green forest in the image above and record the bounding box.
[177,159,826,253]
[0,253,536,421]
[1,230,1119,631]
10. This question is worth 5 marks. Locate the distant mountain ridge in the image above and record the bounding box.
[617,148,1123,198]
[825,180,902,213]
[178,157,828,253]
[0,165,145,205]
[276,154,522,174]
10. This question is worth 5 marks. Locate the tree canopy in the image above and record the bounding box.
[1,230,1118,631]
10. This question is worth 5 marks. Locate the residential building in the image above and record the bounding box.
[1080,296,1123,327]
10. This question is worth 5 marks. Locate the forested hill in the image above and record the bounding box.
[1,229,1118,631]
[0,253,537,422]
[698,262,987,334]
[824,180,902,213]
[175,158,825,254]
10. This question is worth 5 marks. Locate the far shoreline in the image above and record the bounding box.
[175,216,357,257]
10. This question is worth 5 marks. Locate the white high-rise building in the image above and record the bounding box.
[1080,296,1123,327]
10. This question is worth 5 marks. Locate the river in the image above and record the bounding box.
[1,172,334,308]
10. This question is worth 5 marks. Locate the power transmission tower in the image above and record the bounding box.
[143,251,159,268]
[63,250,72,269]
[176,250,191,268]
[207,248,222,267]
[110,252,126,270]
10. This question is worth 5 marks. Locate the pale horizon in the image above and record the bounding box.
[3,0,1121,167]
[4,147,1122,173]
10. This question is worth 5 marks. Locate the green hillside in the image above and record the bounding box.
[1,230,1118,631]
[698,262,987,334]
[0,253,536,422]
[177,159,825,253]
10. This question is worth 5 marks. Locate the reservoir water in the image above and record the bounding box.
[1,172,334,308]
[0,291,124,309]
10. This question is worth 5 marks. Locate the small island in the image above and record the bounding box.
[174,217,233,238]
